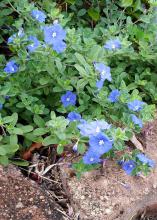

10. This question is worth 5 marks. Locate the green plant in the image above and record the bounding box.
[0,0,156,177]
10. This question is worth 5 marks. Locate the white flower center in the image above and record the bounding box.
[66,98,70,102]
[95,126,100,133]
[30,43,34,47]
[101,70,106,75]
[112,44,116,49]
[36,14,39,19]
[99,140,104,146]
[129,165,133,168]
[134,106,139,110]
[90,157,94,162]
[11,67,15,71]
[52,32,57,38]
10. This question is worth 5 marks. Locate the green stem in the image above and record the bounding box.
[27,84,50,93]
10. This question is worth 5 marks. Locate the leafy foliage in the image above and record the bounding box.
[0,0,156,176]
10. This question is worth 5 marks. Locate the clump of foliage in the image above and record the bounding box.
[0,0,156,177]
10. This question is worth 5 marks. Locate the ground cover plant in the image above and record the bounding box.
[0,0,157,177]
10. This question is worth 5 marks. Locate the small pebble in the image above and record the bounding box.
[16,202,24,209]
[48,211,52,215]
[105,208,112,214]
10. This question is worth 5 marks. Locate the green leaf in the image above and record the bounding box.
[42,135,58,146]
[7,144,19,154]
[0,144,19,155]
[65,0,75,4]
[0,135,3,141]
[39,77,50,85]
[77,143,86,154]
[33,115,45,127]
[0,156,9,166]
[75,53,86,66]
[77,79,88,91]
[121,0,133,7]
[87,8,100,21]
[3,113,18,125]
[10,134,18,145]
[0,146,7,156]
[25,133,43,142]
[57,144,64,154]
[11,127,23,135]
[75,53,92,72]
[11,160,29,166]
[33,128,48,136]
[50,111,56,119]
[78,9,86,16]
[74,64,87,77]
[20,125,33,133]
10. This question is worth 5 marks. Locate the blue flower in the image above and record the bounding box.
[104,39,121,50]
[73,142,78,152]
[4,96,10,100]
[136,153,155,168]
[4,60,18,74]
[8,34,16,44]
[89,133,113,156]
[44,24,66,45]
[0,103,3,110]
[67,112,81,122]
[108,89,120,103]
[77,120,111,137]
[61,91,76,107]
[83,150,101,165]
[122,160,136,175]
[52,40,66,53]
[8,29,24,44]
[27,36,40,53]
[96,79,104,90]
[127,100,145,112]
[94,62,112,82]
[131,114,143,128]
[31,10,46,23]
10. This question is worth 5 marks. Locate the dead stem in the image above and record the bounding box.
[130,133,144,151]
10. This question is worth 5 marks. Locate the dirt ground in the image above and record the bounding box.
[60,119,157,220]
[0,165,65,220]
[1,120,157,220]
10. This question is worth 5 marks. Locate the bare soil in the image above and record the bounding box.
[1,120,157,220]
[59,119,157,220]
[0,164,65,220]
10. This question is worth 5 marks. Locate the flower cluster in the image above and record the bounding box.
[83,132,113,164]
[27,36,40,53]
[108,89,120,103]
[8,28,24,44]
[5,9,66,75]
[31,9,46,23]
[4,60,18,74]
[67,112,81,122]
[104,39,121,50]
[94,62,111,89]
[44,23,66,53]
[120,153,155,175]
[61,91,76,107]
[77,120,111,137]
[3,4,155,178]
[57,34,149,170]
[94,39,121,90]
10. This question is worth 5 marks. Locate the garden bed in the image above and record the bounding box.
[58,119,157,220]
[1,1,157,220]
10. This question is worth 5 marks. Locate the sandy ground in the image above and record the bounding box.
[60,119,157,220]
